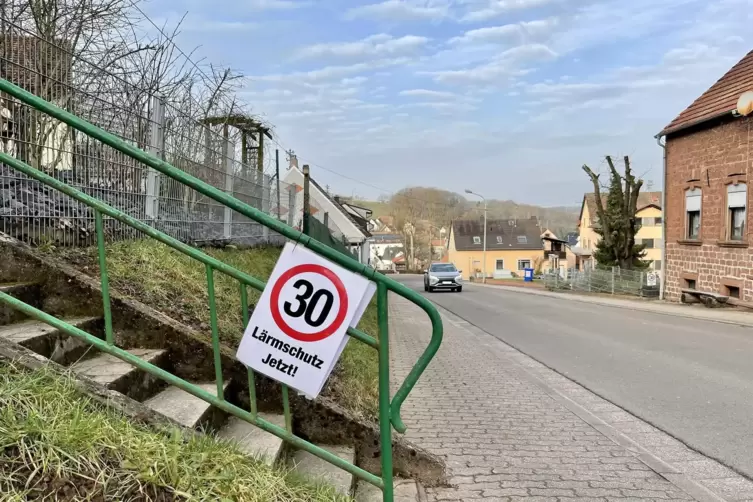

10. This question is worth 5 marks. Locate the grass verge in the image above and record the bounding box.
[54,240,379,419]
[0,362,350,501]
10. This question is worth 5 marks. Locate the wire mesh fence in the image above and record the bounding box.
[0,13,291,248]
[544,266,660,298]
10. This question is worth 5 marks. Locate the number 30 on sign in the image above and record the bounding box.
[236,242,375,398]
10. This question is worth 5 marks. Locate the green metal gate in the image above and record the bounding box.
[0,78,443,502]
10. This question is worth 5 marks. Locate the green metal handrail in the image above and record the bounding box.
[0,78,443,502]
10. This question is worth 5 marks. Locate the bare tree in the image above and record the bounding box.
[582,155,647,269]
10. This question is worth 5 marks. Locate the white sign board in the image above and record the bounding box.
[236,242,375,398]
[647,272,658,287]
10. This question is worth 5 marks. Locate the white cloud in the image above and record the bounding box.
[449,18,557,45]
[449,24,519,45]
[399,89,457,99]
[255,57,411,82]
[340,76,368,86]
[461,0,558,22]
[295,34,429,60]
[427,44,557,83]
[181,20,258,32]
[345,0,448,21]
[247,0,309,9]
[403,101,478,112]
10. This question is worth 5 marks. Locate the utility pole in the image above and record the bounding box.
[465,190,487,283]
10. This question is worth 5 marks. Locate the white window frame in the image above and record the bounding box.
[517,259,531,270]
[496,235,503,244]
[685,188,702,240]
[516,235,527,244]
[727,183,746,241]
[473,236,481,244]
[495,259,505,270]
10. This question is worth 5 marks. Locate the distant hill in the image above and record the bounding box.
[344,191,580,238]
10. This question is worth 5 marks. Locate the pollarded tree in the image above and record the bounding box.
[582,155,649,270]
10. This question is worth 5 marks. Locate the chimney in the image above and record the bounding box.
[289,153,298,169]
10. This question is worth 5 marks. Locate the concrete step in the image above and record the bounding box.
[292,445,355,497]
[72,348,168,401]
[0,317,102,364]
[355,478,420,502]
[216,413,286,466]
[144,381,230,431]
[0,282,42,326]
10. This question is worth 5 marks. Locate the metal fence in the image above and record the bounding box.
[0,15,297,247]
[544,266,660,298]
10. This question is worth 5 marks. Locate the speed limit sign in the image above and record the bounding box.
[236,242,375,398]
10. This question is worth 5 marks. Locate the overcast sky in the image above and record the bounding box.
[145,0,753,206]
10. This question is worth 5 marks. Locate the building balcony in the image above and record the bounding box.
[544,250,567,260]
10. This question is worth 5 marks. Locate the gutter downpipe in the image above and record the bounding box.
[656,134,667,300]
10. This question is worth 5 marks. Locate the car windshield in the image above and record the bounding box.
[430,264,457,273]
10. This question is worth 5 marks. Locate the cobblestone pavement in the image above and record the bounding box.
[389,295,748,502]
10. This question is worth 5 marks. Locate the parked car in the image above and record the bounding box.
[423,263,463,293]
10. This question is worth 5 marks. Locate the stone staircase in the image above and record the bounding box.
[0,281,420,500]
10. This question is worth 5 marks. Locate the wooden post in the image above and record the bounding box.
[241,131,248,176]
[302,164,310,236]
[257,131,264,172]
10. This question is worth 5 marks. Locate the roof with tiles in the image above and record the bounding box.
[450,217,542,251]
[660,49,753,136]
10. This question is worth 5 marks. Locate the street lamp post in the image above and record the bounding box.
[465,189,487,283]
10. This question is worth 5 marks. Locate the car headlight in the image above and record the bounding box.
[455,275,463,282]
[429,275,438,283]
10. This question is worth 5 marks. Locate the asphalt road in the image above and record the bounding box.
[393,275,753,479]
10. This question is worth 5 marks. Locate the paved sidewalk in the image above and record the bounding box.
[389,295,753,502]
[474,283,753,328]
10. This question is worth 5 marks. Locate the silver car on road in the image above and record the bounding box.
[423,263,463,292]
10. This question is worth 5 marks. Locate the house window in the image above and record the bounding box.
[654,260,662,271]
[473,236,481,244]
[642,217,653,227]
[495,259,505,270]
[655,217,663,225]
[685,188,701,239]
[642,238,655,249]
[516,235,527,244]
[496,236,503,244]
[727,183,746,241]
[517,259,531,270]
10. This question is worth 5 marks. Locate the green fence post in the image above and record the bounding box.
[377,282,394,502]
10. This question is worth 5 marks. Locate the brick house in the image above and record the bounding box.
[658,49,753,302]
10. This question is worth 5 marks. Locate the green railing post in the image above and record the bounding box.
[239,283,258,419]
[377,282,394,502]
[94,210,114,345]
[206,264,225,400]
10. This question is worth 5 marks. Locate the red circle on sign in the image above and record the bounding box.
[270,264,349,342]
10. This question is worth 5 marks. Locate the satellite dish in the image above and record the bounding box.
[736,91,753,116]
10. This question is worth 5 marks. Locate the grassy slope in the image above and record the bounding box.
[0,363,349,501]
[56,241,379,419]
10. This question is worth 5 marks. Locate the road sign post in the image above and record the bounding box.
[236,242,375,397]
